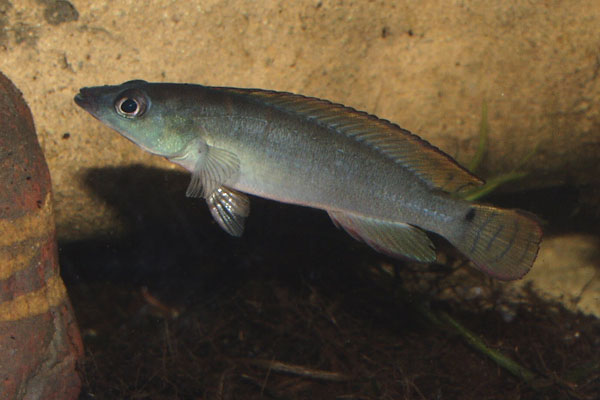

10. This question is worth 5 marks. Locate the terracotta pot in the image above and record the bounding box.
[0,71,83,400]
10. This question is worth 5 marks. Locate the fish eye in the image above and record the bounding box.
[120,98,138,113]
[114,90,148,118]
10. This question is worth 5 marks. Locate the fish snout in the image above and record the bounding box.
[74,87,101,116]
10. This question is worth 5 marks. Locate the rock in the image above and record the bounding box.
[0,71,82,400]
[511,234,600,318]
[0,1,598,240]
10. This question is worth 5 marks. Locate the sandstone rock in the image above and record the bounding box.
[0,1,597,240]
[0,71,82,400]
[511,234,600,318]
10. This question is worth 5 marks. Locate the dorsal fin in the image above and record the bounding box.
[220,88,484,193]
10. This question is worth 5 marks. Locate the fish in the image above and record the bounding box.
[74,80,542,280]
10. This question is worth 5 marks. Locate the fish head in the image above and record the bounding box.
[74,80,194,157]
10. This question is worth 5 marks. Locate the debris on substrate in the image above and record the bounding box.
[65,259,599,400]
[59,167,599,399]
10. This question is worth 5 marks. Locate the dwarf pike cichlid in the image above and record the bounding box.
[74,80,542,280]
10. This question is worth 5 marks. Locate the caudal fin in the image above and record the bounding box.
[451,204,542,281]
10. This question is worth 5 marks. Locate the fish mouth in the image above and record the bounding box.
[73,92,86,107]
[74,88,100,115]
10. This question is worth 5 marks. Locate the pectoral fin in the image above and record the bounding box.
[328,211,436,262]
[186,145,241,198]
[207,186,250,236]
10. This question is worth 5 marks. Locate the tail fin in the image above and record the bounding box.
[451,204,542,281]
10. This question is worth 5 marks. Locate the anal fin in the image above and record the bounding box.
[207,186,250,236]
[328,211,436,262]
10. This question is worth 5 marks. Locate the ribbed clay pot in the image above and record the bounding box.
[0,71,82,400]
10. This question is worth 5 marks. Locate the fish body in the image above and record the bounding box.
[75,81,542,280]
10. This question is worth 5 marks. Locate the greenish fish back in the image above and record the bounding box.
[222,87,484,194]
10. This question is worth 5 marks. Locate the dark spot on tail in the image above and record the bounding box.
[465,207,476,221]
